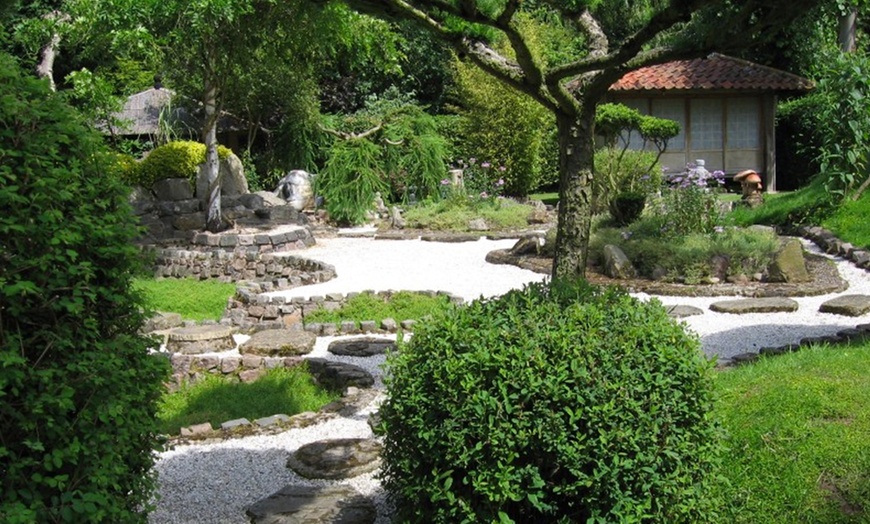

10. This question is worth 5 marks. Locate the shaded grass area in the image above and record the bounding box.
[134,277,236,321]
[715,343,870,522]
[403,198,533,231]
[305,290,454,327]
[157,365,339,435]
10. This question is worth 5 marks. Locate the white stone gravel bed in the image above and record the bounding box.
[149,235,870,523]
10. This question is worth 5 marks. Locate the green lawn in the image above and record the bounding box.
[715,342,870,522]
[158,365,339,435]
[134,277,236,321]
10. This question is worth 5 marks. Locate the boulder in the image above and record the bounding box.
[767,238,811,283]
[220,153,248,196]
[153,177,194,201]
[240,328,316,356]
[286,438,383,480]
[195,153,248,202]
[819,295,870,317]
[246,485,375,524]
[253,190,288,207]
[274,170,313,211]
[602,244,636,279]
[142,311,183,333]
[467,218,489,231]
[510,234,544,256]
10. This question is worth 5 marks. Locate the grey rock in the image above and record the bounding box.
[286,438,383,480]
[467,218,489,231]
[220,418,251,430]
[819,294,870,317]
[166,325,235,354]
[240,329,316,356]
[274,170,313,211]
[602,244,636,279]
[253,190,287,207]
[380,318,398,332]
[767,238,811,283]
[510,234,543,256]
[255,414,291,427]
[328,337,396,357]
[179,422,213,437]
[306,358,375,390]
[142,311,183,333]
[709,298,800,314]
[390,206,405,229]
[246,485,375,524]
[153,177,194,201]
[196,154,248,201]
[665,305,705,318]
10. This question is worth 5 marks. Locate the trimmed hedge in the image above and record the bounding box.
[380,280,724,523]
[0,53,169,522]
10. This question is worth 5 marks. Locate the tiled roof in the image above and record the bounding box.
[609,53,814,92]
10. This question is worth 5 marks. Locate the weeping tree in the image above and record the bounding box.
[343,0,825,278]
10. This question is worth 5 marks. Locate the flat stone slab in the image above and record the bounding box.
[246,485,375,524]
[709,298,799,314]
[306,358,375,390]
[166,325,235,354]
[664,305,705,318]
[240,329,316,356]
[328,337,396,357]
[286,438,383,480]
[819,294,870,317]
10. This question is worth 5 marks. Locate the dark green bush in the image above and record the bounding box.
[609,191,646,226]
[380,280,724,523]
[0,53,169,523]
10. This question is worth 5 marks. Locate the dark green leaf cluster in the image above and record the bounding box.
[380,279,725,523]
[0,53,169,522]
[595,103,679,146]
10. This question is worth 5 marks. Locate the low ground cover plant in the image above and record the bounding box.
[402,195,535,231]
[380,280,724,523]
[157,365,339,435]
[304,290,454,327]
[134,277,236,321]
[715,342,870,522]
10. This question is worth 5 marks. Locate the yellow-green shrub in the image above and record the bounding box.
[126,140,231,188]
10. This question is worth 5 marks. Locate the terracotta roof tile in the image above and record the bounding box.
[610,53,814,92]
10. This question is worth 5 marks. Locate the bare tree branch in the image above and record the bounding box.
[319,123,383,140]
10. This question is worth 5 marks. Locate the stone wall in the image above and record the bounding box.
[224,289,465,332]
[152,250,333,284]
[131,177,308,244]
[799,225,870,271]
[166,352,304,392]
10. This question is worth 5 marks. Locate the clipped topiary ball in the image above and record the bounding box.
[380,280,723,523]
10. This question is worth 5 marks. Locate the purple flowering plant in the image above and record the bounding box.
[447,158,507,203]
[650,162,727,236]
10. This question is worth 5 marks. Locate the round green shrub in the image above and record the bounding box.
[380,280,724,523]
[0,53,169,522]
[609,191,646,226]
[130,140,231,188]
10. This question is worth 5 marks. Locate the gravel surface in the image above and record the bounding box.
[150,235,870,524]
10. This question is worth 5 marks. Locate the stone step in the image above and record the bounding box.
[328,337,396,357]
[709,297,799,314]
[819,294,870,317]
[246,485,375,524]
[286,438,382,480]
[166,325,235,354]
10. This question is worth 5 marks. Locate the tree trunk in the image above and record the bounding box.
[839,5,858,53]
[203,80,222,233]
[35,31,61,91]
[552,109,596,280]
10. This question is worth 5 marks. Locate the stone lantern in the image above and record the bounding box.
[734,169,764,208]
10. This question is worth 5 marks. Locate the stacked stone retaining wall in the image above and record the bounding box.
[153,250,334,284]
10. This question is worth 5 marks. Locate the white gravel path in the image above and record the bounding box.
[149,234,870,524]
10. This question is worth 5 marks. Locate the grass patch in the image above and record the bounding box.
[403,197,534,231]
[715,343,870,522]
[157,364,339,435]
[822,194,870,249]
[304,290,454,327]
[727,176,835,229]
[134,277,236,321]
[528,191,559,206]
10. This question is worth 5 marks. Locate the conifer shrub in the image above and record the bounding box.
[126,140,231,188]
[380,280,724,523]
[0,53,169,522]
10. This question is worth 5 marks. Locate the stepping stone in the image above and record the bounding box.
[664,305,704,318]
[166,325,235,354]
[819,294,870,317]
[240,328,316,356]
[709,298,799,314]
[286,438,383,480]
[328,337,396,357]
[246,485,375,524]
[142,311,183,333]
[306,358,375,390]
[420,232,480,243]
